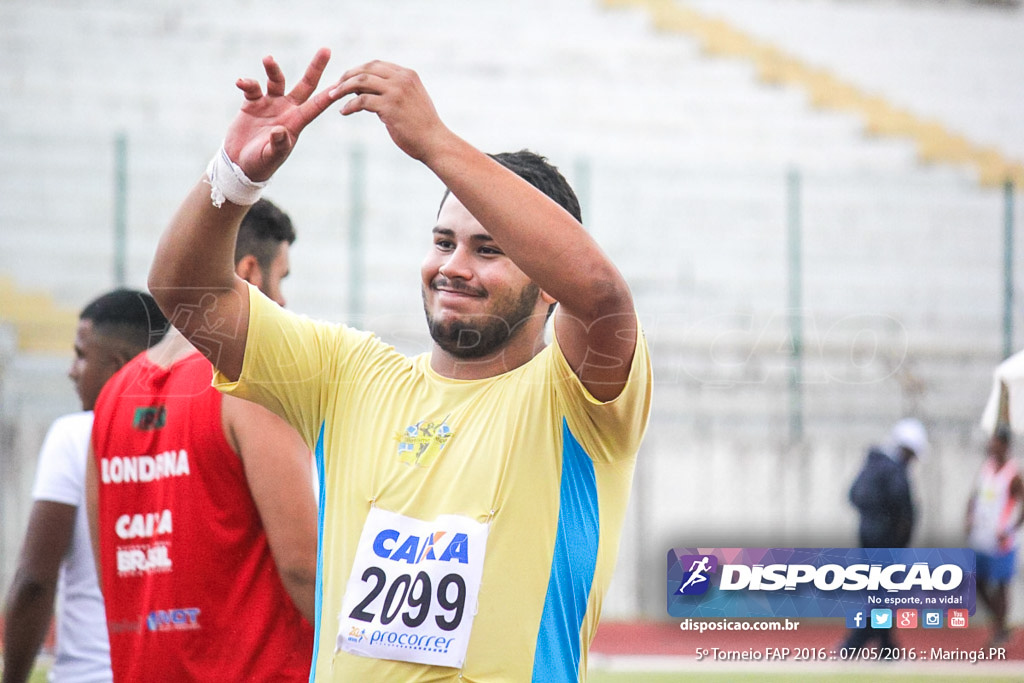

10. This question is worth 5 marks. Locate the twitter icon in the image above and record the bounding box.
[870,609,893,629]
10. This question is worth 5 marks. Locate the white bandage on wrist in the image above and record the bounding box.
[204,146,269,208]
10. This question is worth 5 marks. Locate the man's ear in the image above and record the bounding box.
[109,340,145,372]
[235,254,263,289]
[99,335,139,374]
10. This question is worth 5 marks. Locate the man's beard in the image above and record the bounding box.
[424,282,541,359]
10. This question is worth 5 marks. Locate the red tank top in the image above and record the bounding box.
[92,351,313,681]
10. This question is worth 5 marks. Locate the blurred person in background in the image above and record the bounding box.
[2,289,167,683]
[966,423,1024,647]
[231,197,296,308]
[849,418,928,549]
[86,197,318,682]
[842,417,929,653]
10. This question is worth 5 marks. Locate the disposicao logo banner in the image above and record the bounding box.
[667,548,975,618]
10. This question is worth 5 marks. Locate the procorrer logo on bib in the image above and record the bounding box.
[667,548,976,619]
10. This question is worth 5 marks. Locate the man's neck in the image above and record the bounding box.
[429,333,547,380]
[146,327,201,369]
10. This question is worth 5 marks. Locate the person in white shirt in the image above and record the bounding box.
[966,424,1024,646]
[2,289,167,683]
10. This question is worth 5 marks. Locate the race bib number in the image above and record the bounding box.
[337,507,488,668]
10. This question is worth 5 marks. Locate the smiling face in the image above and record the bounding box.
[421,194,550,361]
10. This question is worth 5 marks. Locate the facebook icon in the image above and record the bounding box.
[846,609,866,629]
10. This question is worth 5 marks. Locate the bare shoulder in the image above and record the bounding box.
[221,394,308,462]
[222,392,281,424]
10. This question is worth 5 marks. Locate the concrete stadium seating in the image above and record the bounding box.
[2,0,1023,620]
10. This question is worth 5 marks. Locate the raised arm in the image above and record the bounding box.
[149,48,342,381]
[332,62,638,401]
[223,395,318,623]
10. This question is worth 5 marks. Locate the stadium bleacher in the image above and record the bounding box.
[1,0,1022,621]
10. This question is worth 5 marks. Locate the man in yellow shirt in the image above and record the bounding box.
[150,49,651,682]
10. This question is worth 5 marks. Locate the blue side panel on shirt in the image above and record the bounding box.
[531,418,600,682]
[310,422,327,683]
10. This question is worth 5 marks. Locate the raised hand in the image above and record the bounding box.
[225,48,343,182]
[331,61,451,163]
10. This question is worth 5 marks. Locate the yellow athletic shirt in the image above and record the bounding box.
[215,285,652,682]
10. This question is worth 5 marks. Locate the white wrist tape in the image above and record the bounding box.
[204,146,269,208]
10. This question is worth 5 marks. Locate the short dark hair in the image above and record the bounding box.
[234,198,296,272]
[80,288,168,354]
[438,150,582,224]
[489,150,582,223]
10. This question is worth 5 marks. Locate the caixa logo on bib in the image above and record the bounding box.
[667,548,976,619]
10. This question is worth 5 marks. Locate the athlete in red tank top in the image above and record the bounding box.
[91,347,314,682]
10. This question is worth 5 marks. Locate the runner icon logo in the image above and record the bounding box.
[675,554,718,595]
